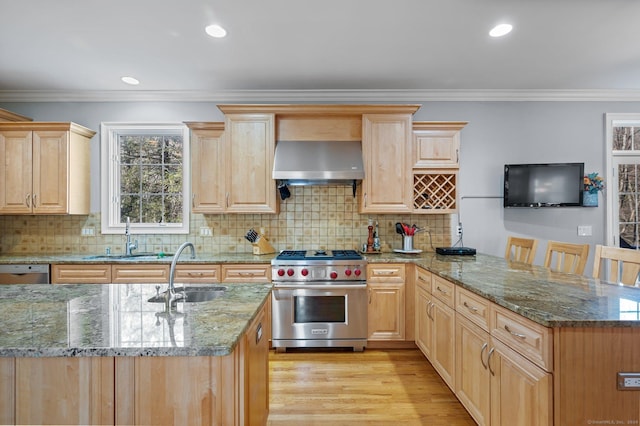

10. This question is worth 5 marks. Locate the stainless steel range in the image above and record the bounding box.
[271,249,367,352]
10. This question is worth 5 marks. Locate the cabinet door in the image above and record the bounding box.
[489,338,552,426]
[111,264,170,283]
[243,302,269,425]
[0,130,32,213]
[413,127,461,168]
[51,264,112,284]
[225,114,277,213]
[367,281,405,340]
[191,127,226,213]
[415,282,433,358]
[431,296,455,390]
[32,130,69,214]
[455,313,491,426]
[221,264,271,283]
[361,114,412,213]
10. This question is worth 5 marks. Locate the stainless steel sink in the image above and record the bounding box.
[83,253,161,260]
[148,286,227,303]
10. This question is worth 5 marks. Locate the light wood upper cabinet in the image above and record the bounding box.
[412,122,466,168]
[187,117,278,214]
[360,114,413,213]
[0,122,95,215]
[411,122,467,213]
[188,122,225,213]
[225,114,278,213]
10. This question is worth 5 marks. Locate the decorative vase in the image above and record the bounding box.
[583,191,598,207]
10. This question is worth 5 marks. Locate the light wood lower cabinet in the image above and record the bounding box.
[455,313,491,425]
[2,301,270,425]
[52,263,258,284]
[416,267,552,425]
[367,264,405,341]
[221,264,271,283]
[51,264,112,284]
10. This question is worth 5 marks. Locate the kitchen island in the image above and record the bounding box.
[0,282,271,425]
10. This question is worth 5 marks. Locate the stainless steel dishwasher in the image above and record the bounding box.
[0,264,50,284]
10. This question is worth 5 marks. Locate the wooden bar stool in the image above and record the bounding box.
[505,236,538,265]
[592,244,640,286]
[543,241,590,275]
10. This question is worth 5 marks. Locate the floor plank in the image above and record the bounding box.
[268,348,476,425]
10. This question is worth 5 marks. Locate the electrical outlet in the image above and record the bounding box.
[618,373,640,390]
[577,225,592,237]
[456,224,463,236]
[199,227,213,237]
[81,227,95,236]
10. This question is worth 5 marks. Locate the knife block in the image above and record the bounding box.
[252,236,276,255]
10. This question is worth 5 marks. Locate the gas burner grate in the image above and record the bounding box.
[330,250,362,260]
[275,249,363,261]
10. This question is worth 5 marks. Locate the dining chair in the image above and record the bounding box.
[505,236,539,265]
[592,244,640,286]
[543,241,590,275]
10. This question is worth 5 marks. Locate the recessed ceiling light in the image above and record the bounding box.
[205,24,227,38]
[121,76,140,85]
[489,23,513,37]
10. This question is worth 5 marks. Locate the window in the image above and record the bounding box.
[101,123,190,234]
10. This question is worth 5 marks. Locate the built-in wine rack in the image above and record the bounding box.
[413,172,457,212]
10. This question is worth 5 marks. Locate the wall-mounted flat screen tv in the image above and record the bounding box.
[503,163,584,207]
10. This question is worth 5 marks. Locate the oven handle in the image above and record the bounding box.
[273,283,367,291]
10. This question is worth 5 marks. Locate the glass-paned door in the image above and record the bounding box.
[607,116,640,250]
[613,157,640,249]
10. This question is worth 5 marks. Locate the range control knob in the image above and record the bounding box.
[287,268,295,276]
[354,269,362,277]
[345,269,352,276]
[330,271,338,279]
[277,269,285,276]
[301,269,309,276]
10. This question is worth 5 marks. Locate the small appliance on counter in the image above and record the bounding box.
[244,228,276,255]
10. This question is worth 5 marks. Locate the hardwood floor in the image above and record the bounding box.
[267,348,476,425]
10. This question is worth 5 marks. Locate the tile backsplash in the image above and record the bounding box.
[0,186,451,255]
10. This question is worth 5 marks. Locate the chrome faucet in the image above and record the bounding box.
[124,217,138,256]
[166,242,196,307]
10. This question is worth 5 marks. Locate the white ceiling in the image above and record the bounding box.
[2,0,640,102]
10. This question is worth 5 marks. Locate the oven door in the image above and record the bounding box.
[271,282,367,346]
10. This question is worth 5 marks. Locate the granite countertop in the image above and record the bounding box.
[0,282,271,358]
[2,250,640,329]
[0,252,276,264]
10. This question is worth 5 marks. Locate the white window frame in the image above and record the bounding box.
[605,113,640,247]
[100,122,190,235]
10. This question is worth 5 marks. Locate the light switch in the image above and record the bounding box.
[200,227,213,237]
[577,225,592,237]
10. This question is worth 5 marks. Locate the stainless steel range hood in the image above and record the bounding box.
[272,140,365,185]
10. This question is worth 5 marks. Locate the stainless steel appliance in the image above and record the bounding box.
[0,264,49,284]
[271,249,367,352]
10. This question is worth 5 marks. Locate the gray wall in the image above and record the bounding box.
[4,99,640,273]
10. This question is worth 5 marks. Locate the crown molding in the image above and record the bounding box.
[2,89,640,103]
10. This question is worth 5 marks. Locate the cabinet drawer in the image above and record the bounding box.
[456,286,490,331]
[221,264,270,283]
[174,264,221,283]
[367,264,405,283]
[111,264,169,283]
[491,304,553,372]
[51,264,111,284]
[432,275,455,307]
[415,266,432,292]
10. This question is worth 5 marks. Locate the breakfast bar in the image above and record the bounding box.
[0,282,271,425]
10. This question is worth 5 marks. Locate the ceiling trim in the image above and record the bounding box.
[2,89,640,103]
